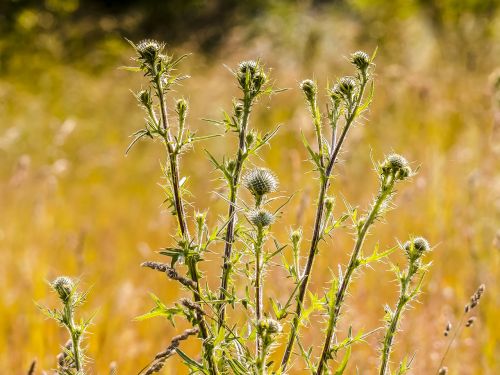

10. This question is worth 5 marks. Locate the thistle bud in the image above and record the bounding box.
[337,76,357,96]
[237,60,267,94]
[51,276,74,303]
[245,131,256,148]
[248,209,274,228]
[257,318,282,335]
[381,154,412,180]
[195,211,206,231]
[350,51,370,72]
[136,39,164,65]
[176,98,188,118]
[243,168,278,200]
[227,160,236,173]
[325,197,335,211]
[234,102,244,119]
[300,79,317,103]
[403,236,431,260]
[438,367,448,375]
[137,90,152,108]
[290,228,302,248]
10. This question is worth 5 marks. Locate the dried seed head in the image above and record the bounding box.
[350,51,370,71]
[438,367,448,375]
[300,79,317,103]
[381,153,412,180]
[243,168,278,198]
[51,276,74,303]
[465,317,476,327]
[468,284,486,310]
[444,322,452,336]
[248,209,274,228]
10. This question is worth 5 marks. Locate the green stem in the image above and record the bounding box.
[316,175,394,375]
[218,92,253,328]
[255,226,265,356]
[155,72,219,375]
[280,75,369,373]
[379,279,408,375]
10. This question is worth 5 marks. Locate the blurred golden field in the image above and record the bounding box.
[1,1,499,374]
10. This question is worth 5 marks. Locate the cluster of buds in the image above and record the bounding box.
[257,318,282,340]
[237,60,268,96]
[403,236,431,263]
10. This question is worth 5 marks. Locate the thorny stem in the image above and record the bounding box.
[379,268,412,375]
[155,73,219,375]
[316,173,394,375]
[255,226,265,356]
[64,303,82,371]
[280,73,369,372]
[218,92,253,328]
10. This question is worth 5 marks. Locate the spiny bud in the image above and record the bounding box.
[195,211,206,230]
[51,276,74,303]
[381,153,412,180]
[300,79,317,103]
[246,131,256,148]
[234,102,244,118]
[336,76,357,96]
[350,51,370,72]
[226,160,236,173]
[137,90,152,108]
[403,236,430,260]
[248,209,274,228]
[325,197,335,211]
[290,228,302,247]
[243,168,278,198]
[438,367,448,375]
[176,98,188,118]
[136,39,164,64]
[237,60,267,94]
[257,318,282,335]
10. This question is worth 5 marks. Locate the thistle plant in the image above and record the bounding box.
[122,40,442,374]
[38,277,91,374]
[378,237,432,375]
[281,50,375,372]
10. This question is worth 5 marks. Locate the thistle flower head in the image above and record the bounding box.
[136,39,165,65]
[381,153,412,180]
[51,276,74,303]
[243,168,278,198]
[300,79,317,103]
[403,236,431,260]
[350,51,370,72]
[248,209,274,228]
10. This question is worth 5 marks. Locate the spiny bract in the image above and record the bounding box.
[243,168,278,197]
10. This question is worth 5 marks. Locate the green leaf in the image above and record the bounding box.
[175,348,208,374]
[135,294,182,326]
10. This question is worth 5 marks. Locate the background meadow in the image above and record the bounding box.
[0,0,499,373]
